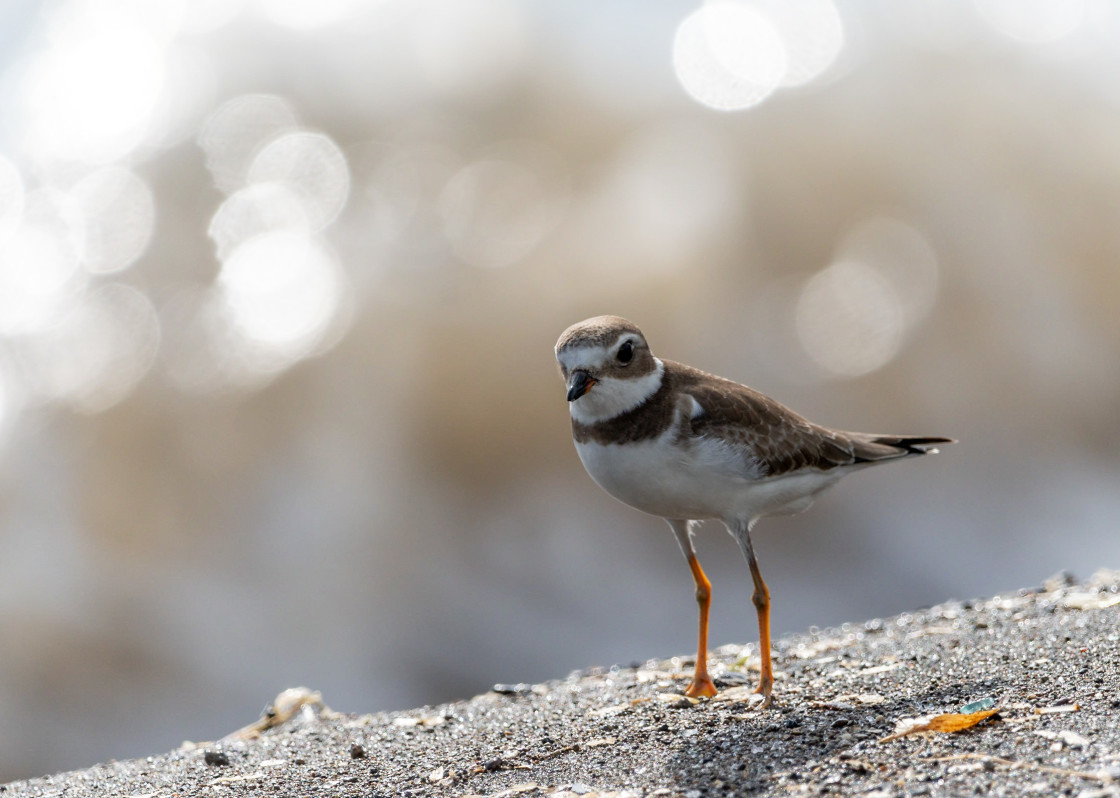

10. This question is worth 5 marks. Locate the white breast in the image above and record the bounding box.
[574,431,844,524]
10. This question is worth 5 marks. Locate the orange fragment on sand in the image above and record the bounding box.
[880,708,1000,742]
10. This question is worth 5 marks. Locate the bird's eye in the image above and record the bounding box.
[617,341,634,364]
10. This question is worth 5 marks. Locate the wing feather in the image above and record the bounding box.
[668,361,950,479]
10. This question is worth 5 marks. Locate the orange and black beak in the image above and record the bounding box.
[566,370,596,402]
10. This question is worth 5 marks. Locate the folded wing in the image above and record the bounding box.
[671,362,953,479]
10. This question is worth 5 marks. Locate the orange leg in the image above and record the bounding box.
[746,554,773,706]
[684,554,718,698]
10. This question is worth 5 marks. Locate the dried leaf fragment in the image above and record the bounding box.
[880,708,1000,742]
[1035,703,1080,715]
[223,686,327,740]
[207,772,266,786]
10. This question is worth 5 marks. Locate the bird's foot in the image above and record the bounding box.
[753,679,774,709]
[684,673,718,698]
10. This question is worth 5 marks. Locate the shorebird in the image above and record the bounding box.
[555,315,952,705]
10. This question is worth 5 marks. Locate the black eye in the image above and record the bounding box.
[617,341,634,364]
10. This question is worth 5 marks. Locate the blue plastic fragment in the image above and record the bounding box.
[961,697,996,713]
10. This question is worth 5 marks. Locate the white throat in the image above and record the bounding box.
[570,358,664,425]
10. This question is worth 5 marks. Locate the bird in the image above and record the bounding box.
[555,315,952,706]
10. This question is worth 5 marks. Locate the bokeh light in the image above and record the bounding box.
[76,0,188,41]
[974,0,1086,44]
[794,217,939,378]
[246,131,350,232]
[0,189,86,335]
[180,0,246,34]
[439,143,568,269]
[209,182,310,262]
[17,283,160,413]
[0,156,24,234]
[836,217,940,326]
[145,44,219,152]
[198,94,301,194]
[254,0,364,31]
[795,261,905,377]
[673,2,787,111]
[71,167,156,275]
[583,122,739,270]
[755,0,843,88]
[217,230,347,367]
[20,8,167,164]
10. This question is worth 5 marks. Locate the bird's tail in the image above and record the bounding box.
[848,434,955,463]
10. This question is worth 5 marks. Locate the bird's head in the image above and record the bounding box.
[555,316,663,424]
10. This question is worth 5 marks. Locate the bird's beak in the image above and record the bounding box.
[566,370,596,402]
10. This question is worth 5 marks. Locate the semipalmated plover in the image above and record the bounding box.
[555,316,952,706]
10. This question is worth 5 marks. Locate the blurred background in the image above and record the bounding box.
[1,0,1119,781]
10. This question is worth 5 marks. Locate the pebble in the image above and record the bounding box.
[493,684,533,696]
[202,750,230,767]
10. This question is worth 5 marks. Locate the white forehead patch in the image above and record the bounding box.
[557,344,609,372]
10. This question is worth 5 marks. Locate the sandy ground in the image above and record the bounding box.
[4,571,1119,798]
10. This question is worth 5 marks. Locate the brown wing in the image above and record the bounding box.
[669,361,949,478]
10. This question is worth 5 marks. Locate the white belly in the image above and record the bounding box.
[574,434,844,523]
